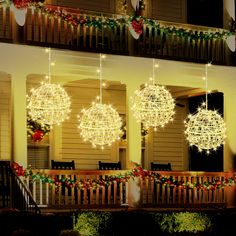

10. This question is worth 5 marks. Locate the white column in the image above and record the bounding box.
[12,73,27,168]
[126,83,142,207]
[126,83,142,167]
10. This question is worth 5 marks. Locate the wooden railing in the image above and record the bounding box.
[27,169,129,208]
[140,171,231,208]
[0,5,231,65]
[27,169,235,209]
[0,161,40,214]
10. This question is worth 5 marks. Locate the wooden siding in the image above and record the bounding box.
[149,99,189,171]
[149,0,187,23]
[58,80,126,170]
[0,76,12,161]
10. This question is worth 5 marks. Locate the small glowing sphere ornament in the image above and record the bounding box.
[131,84,175,130]
[184,107,226,153]
[27,82,71,126]
[78,102,122,148]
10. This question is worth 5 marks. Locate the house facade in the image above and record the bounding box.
[0,0,236,172]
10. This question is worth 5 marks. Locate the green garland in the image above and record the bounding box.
[11,162,236,191]
[0,1,233,41]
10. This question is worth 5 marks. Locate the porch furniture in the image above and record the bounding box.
[51,160,75,170]
[150,162,172,204]
[151,162,172,171]
[98,161,121,170]
[98,161,122,203]
[51,160,75,200]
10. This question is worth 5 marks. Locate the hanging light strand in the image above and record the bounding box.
[27,48,71,126]
[131,59,175,130]
[78,54,122,149]
[184,63,226,153]
[152,58,155,85]
[205,63,210,109]
[48,48,51,83]
[99,53,103,104]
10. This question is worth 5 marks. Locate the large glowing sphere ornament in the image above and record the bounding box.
[184,107,226,153]
[131,84,175,130]
[78,102,122,149]
[27,82,71,126]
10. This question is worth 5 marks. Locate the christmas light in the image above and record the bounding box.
[78,54,122,149]
[184,108,226,153]
[27,48,71,126]
[131,59,175,130]
[184,64,226,153]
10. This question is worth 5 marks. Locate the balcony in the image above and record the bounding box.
[0,4,234,65]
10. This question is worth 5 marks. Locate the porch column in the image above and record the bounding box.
[12,73,27,168]
[126,83,142,207]
[126,83,142,166]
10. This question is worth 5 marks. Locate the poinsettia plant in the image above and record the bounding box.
[27,114,50,142]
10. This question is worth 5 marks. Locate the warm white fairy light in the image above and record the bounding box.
[131,59,175,130]
[78,54,122,149]
[184,64,226,153]
[184,108,226,153]
[27,48,71,126]
[78,103,122,149]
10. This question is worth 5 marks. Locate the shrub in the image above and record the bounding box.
[152,212,213,234]
[74,211,112,236]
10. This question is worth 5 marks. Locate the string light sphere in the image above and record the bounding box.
[27,82,71,126]
[184,107,226,153]
[131,84,175,130]
[78,102,122,149]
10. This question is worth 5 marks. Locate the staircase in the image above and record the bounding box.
[0,160,40,214]
[0,161,74,236]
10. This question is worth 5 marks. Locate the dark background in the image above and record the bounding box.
[187,0,223,28]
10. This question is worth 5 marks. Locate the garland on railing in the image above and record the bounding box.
[11,162,236,192]
[0,1,233,41]
[0,0,45,8]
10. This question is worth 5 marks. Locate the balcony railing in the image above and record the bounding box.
[26,169,235,209]
[0,5,232,65]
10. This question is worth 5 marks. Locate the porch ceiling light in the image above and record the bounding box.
[27,48,71,126]
[184,64,226,153]
[131,59,175,130]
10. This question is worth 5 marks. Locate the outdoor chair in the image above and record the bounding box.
[98,161,122,204]
[98,161,121,170]
[151,162,172,204]
[51,160,75,170]
[51,160,76,202]
[150,162,172,171]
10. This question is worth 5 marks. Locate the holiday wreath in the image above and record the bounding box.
[27,114,50,142]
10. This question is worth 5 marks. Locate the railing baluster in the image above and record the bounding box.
[39,179,43,205]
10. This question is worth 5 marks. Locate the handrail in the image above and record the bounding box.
[9,167,41,214]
